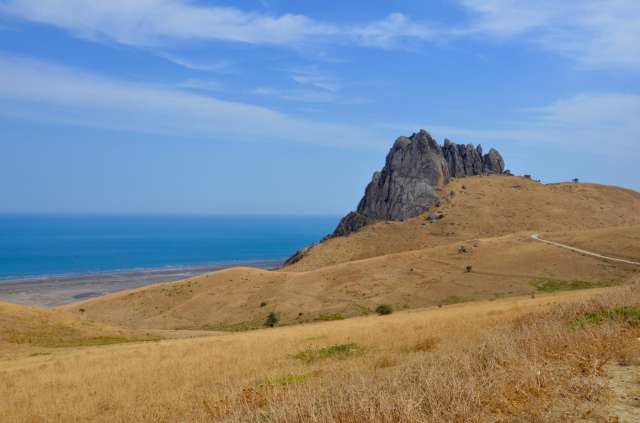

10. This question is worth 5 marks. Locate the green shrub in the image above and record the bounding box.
[573,306,640,327]
[375,304,393,315]
[264,311,280,328]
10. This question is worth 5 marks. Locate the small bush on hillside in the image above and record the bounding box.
[260,301,268,307]
[264,312,280,328]
[375,304,393,315]
[573,306,640,327]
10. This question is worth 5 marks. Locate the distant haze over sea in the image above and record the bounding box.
[0,214,338,279]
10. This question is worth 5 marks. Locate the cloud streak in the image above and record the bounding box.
[0,54,636,153]
[0,54,385,147]
[2,0,638,70]
[0,0,438,49]
[426,93,640,153]
[460,0,640,69]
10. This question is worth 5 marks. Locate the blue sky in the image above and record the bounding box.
[0,0,638,214]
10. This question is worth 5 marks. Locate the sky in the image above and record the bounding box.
[0,0,638,215]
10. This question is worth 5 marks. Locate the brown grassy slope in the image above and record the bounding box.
[62,227,640,330]
[5,286,640,422]
[286,176,640,271]
[0,300,152,358]
[548,225,640,262]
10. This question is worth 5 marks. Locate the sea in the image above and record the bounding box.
[0,214,338,306]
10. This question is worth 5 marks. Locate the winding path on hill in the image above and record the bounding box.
[531,234,640,267]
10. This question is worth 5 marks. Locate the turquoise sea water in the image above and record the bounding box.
[0,215,338,279]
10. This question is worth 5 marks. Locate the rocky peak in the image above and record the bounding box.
[332,129,506,237]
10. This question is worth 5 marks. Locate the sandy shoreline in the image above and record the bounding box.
[0,261,283,307]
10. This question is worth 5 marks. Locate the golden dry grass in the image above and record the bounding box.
[288,176,640,271]
[4,176,640,421]
[548,225,640,262]
[63,229,639,331]
[0,301,155,359]
[2,285,640,422]
[60,177,640,331]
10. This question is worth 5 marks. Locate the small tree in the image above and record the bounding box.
[264,311,280,327]
[375,304,393,316]
[572,178,579,183]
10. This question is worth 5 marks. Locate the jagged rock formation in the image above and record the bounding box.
[333,129,505,237]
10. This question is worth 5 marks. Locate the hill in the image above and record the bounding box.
[62,176,640,331]
[288,176,640,271]
[0,300,154,358]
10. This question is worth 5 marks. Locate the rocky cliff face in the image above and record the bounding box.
[333,129,505,237]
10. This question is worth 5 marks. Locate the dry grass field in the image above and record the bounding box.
[2,285,640,422]
[62,177,640,331]
[3,176,640,421]
[0,300,156,360]
[286,176,640,271]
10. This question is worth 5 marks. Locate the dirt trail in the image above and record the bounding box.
[531,234,640,267]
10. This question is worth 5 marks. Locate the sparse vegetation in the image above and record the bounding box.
[4,331,138,348]
[315,313,344,321]
[3,287,640,421]
[442,295,467,305]
[532,278,614,293]
[198,321,262,332]
[573,305,640,327]
[375,304,393,315]
[264,311,280,328]
[293,343,366,363]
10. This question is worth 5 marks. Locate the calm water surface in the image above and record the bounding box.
[0,214,338,279]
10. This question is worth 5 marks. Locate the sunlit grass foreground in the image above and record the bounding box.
[2,285,640,422]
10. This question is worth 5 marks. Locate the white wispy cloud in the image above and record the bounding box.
[0,0,337,46]
[158,53,234,73]
[460,0,640,69]
[351,12,439,49]
[253,86,368,104]
[425,93,640,152]
[175,79,223,92]
[1,1,638,69]
[290,68,340,92]
[0,1,438,49]
[0,52,636,156]
[0,54,385,147]
[253,87,337,103]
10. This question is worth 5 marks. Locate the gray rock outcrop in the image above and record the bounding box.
[332,129,505,237]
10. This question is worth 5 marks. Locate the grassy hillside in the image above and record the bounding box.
[0,300,154,358]
[61,177,640,331]
[287,176,640,271]
[4,286,640,422]
[4,176,640,422]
